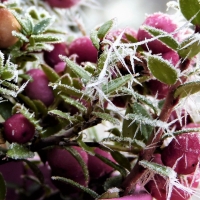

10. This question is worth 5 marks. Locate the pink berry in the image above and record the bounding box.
[88,148,115,179]
[161,123,200,174]
[137,12,177,54]
[68,36,98,64]
[3,113,35,144]
[44,0,80,8]
[24,69,54,107]
[43,43,68,67]
[162,51,180,67]
[46,146,88,194]
[54,62,66,75]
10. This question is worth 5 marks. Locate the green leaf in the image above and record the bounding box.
[32,100,48,115]
[15,54,38,62]
[143,26,179,50]
[106,128,121,137]
[174,81,200,98]
[33,18,52,35]
[52,176,99,198]
[48,110,76,123]
[110,151,131,171]
[0,101,13,120]
[97,19,115,40]
[147,54,178,85]
[179,0,200,25]
[30,34,62,43]
[92,112,120,125]
[90,30,100,49]
[0,173,6,200]
[64,146,89,185]
[41,64,60,83]
[96,50,108,75]
[60,56,91,82]
[7,143,35,159]
[102,74,132,94]
[178,34,200,58]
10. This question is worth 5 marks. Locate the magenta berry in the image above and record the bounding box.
[162,51,180,67]
[54,62,66,75]
[161,123,200,174]
[24,69,54,107]
[43,43,68,67]
[88,148,115,179]
[3,113,35,144]
[137,12,177,54]
[68,36,98,64]
[44,0,80,8]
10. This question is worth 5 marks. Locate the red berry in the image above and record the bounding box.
[3,113,35,144]
[161,123,200,174]
[68,36,98,64]
[44,0,81,8]
[43,43,68,67]
[24,69,54,107]
[88,148,115,179]
[137,12,177,54]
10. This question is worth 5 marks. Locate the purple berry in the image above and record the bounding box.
[44,0,81,8]
[68,36,98,64]
[24,69,54,107]
[43,43,68,67]
[161,123,200,174]
[137,12,177,54]
[3,113,35,144]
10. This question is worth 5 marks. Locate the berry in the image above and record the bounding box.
[88,148,115,179]
[54,62,66,75]
[3,113,35,144]
[0,8,21,49]
[161,123,200,174]
[162,51,180,67]
[68,36,98,64]
[137,12,177,54]
[24,69,54,107]
[43,43,68,67]
[44,0,80,8]
[46,146,88,194]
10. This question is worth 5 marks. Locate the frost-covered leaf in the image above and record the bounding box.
[41,64,59,83]
[60,95,87,113]
[96,50,108,74]
[7,143,35,159]
[144,26,179,50]
[102,74,132,94]
[104,176,123,191]
[179,0,200,25]
[92,112,120,125]
[33,17,53,35]
[147,54,178,85]
[174,81,200,98]
[178,34,200,58]
[97,18,115,40]
[52,176,98,198]
[12,31,29,42]
[60,56,91,82]
[110,151,131,171]
[0,173,6,200]
[48,110,76,123]
[90,30,100,49]
[97,188,120,199]
[30,34,62,43]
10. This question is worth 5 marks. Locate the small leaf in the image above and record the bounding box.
[174,81,200,98]
[97,19,115,40]
[60,56,91,82]
[0,101,13,120]
[7,143,35,159]
[147,54,178,85]
[96,50,108,74]
[48,110,76,123]
[110,151,131,171]
[107,128,121,137]
[143,26,179,50]
[92,112,120,125]
[52,176,99,198]
[0,173,6,200]
[30,34,63,43]
[33,18,53,35]
[90,30,100,49]
[102,74,132,94]
[41,64,60,83]
[178,34,200,58]
[15,54,38,62]
[179,0,200,25]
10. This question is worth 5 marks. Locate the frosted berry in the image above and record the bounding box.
[137,12,177,54]
[0,8,21,49]
[68,36,98,64]
[24,69,54,107]
[3,113,35,144]
[161,123,200,174]
[44,0,80,8]
[43,43,68,67]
